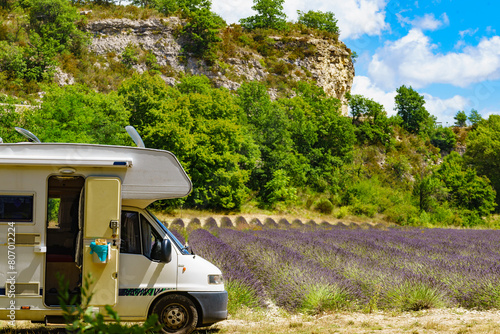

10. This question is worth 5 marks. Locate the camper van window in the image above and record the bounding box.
[0,195,33,222]
[141,216,163,261]
[120,211,141,254]
[147,209,190,255]
[120,210,162,260]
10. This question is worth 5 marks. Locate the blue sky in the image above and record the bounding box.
[212,0,500,125]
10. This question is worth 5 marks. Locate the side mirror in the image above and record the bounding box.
[160,238,172,263]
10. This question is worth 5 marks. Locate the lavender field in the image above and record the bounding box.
[173,224,500,315]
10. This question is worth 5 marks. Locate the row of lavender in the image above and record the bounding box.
[179,226,500,313]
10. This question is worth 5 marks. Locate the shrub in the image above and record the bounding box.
[350,202,377,218]
[314,198,333,214]
[297,10,339,35]
[58,274,161,333]
[239,0,288,31]
[264,169,298,208]
[300,284,351,314]
[122,43,140,68]
[384,282,446,311]
[336,206,349,219]
[430,126,456,153]
[226,280,262,314]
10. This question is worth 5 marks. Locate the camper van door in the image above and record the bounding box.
[82,176,121,306]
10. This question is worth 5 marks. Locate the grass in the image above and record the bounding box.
[206,308,500,334]
[4,308,500,333]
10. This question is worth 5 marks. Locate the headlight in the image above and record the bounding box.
[208,274,224,284]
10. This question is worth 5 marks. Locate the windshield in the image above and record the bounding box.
[147,209,190,255]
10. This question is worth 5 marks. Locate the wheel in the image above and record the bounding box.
[152,294,198,334]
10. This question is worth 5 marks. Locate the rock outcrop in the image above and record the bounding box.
[86,18,354,115]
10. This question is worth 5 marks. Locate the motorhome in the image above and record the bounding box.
[0,127,227,334]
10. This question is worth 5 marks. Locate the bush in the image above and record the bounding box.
[27,0,90,54]
[297,10,339,35]
[226,280,262,314]
[239,0,288,31]
[300,284,351,314]
[384,282,446,311]
[350,202,377,218]
[314,198,333,214]
[264,169,298,208]
[181,7,225,61]
[430,126,456,153]
[58,274,161,333]
[336,206,349,219]
[122,43,140,68]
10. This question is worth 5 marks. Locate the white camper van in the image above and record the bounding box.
[0,128,227,333]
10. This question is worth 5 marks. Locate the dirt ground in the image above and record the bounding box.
[1,308,500,333]
[208,308,500,334]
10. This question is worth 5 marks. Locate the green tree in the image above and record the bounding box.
[31,84,130,145]
[297,10,339,35]
[24,32,59,81]
[437,152,496,217]
[454,110,467,127]
[143,0,179,15]
[121,43,140,69]
[0,103,34,143]
[129,0,224,60]
[413,174,446,213]
[264,169,297,209]
[27,0,89,54]
[119,73,259,211]
[237,81,355,196]
[348,94,393,147]
[430,126,456,153]
[181,7,225,60]
[465,115,500,208]
[239,0,287,30]
[236,81,273,123]
[395,85,432,134]
[0,41,27,79]
[468,109,483,128]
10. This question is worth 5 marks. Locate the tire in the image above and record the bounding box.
[152,294,198,334]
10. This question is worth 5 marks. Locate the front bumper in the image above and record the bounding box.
[188,291,228,326]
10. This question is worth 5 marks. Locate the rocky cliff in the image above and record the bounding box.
[85,18,354,115]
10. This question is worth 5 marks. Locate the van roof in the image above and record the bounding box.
[0,143,192,208]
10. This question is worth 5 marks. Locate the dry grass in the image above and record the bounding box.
[205,308,500,334]
[3,308,500,333]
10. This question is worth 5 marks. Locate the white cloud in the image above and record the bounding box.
[396,13,448,31]
[212,0,255,25]
[305,0,388,39]
[423,93,470,125]
[351,76,397,115]
[351,76,471,124]
[414,13,449,31]
[459,28,479,38]
[212,0,389,39]
[367,28,500,90]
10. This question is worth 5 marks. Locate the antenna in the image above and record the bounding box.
[15,127,41,143]
[125,125,145,148]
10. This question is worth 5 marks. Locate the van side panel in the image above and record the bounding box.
[0,166,47,317]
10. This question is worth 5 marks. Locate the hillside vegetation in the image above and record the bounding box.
[0,0,498,228]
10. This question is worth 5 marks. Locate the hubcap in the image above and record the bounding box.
[162,304,187,330]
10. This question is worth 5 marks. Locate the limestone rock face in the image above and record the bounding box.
[298,38,355,115]
[87,18,184,70]
[86,18,354,115]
